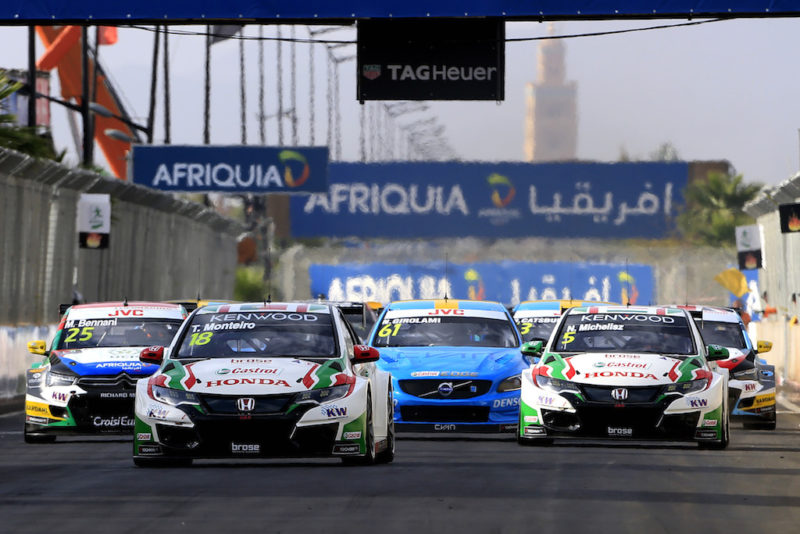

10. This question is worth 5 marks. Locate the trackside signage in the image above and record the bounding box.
[310,261,654,307]
[290,161,688,238]
[131,146,328,193]
[357,19,504,101]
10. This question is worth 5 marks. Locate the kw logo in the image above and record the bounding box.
[279,150,310,188]
[688,398,708,408]
[323,406,347,418]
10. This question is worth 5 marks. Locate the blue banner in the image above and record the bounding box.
[291,162,687,238]
[3,2,798,21]
[131,146,328,193]
[310,261,654,307]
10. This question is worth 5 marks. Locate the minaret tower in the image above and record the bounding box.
[524,24,578,161]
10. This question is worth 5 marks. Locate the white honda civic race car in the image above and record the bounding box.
[133,302,394,466]
[518,305,731,449]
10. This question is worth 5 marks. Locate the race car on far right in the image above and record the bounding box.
[678,305,776,430]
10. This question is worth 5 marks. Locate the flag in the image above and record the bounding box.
[99,27,118,45]
[714,268,749,298]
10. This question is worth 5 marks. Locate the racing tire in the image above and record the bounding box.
[342,392,376,466]
[133,456,193,468]
[375,392,395,464]
[24,429,56,443]
[699,406,730,450]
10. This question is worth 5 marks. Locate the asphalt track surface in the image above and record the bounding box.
[3,407,800,534]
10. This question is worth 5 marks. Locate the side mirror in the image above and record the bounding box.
[27,340,47,356]
[352,344,380,364]
[521,340,544,357]
[756,340,772,354]
[140,346,165,365]
[706,344,730,361]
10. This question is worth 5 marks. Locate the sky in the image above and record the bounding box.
[1,17,799,186]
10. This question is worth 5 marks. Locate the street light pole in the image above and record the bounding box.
[81,26,94,167]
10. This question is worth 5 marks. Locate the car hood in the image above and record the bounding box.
[52,347,157,376]
[538,352,709,386]
[156,357,351,395]
[376,346,526,380]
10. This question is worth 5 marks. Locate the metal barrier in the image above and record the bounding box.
[0,146,243,405]
[744,172,800,384]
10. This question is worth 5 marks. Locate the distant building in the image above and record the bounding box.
[524,24,577,162]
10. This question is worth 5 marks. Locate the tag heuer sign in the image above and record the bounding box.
[362,65,381,80]
[357,19,505,101]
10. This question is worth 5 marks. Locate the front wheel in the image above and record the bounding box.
[342,392,376,466]
[375,392,395,464]
[24,429,56,444]
[700,403,730,450]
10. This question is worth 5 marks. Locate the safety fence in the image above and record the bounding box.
[0,146,243,404]
[745,172,800,384]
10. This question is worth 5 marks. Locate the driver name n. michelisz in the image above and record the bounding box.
[518,305,730,448]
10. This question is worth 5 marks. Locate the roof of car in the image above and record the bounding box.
[514,300,617,316]
[565,305,687,316]
[66,301,186,320]
[196,302,332,315]
[386,299,508,312]
[674,305,742,324]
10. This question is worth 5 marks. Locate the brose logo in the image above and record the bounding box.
[231,443,260,453]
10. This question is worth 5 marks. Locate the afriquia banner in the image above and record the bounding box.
[291,162,687,238]
[310,261,654,307]
[131,146,328,193]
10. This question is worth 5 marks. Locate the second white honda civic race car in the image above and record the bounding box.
[518,305,731,449]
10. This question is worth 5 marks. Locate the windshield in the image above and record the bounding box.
[372,314,519,348]
[176,311,337,359]
[697,321,747,349]
[515,316,559,342]
[343,311,376,343]
[553,312,696,355]
[55,318,183,350]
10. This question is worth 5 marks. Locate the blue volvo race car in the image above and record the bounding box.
[369,299,526,433]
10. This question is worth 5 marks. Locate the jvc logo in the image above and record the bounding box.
[323,406,347,418]
[688,398,708,408]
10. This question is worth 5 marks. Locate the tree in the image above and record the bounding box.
[676,171,763,247]
[0,70,62,160]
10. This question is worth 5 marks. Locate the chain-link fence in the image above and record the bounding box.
[0,146,244,402]
[0,147,244,326]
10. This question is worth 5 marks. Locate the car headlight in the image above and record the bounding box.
[732,367,757,380]
[151,385,200,406]
[497,374,521,392]
[293,385,350,405]
[663,378,708,396]
[46,371,77,387]
[534,374,580,393]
